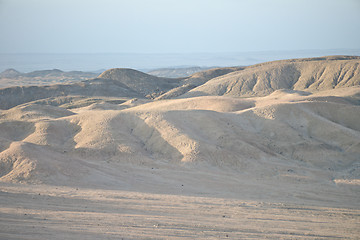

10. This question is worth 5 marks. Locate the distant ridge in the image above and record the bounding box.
[179,55,360,98]
[0,68,21,78]
[1,56,359,109]
[0,68,98,78]
[0,69,98,88]
[0,79,141,110]
[147,66,214,78]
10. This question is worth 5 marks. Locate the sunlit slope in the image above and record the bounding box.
[0,87,359,185]
[181,56,360,98]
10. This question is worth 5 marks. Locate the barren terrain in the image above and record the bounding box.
[0,56,359,239]
[1,183,359,240]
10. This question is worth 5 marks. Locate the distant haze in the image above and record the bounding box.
[1,0,360,53]
[2,50,360,73]
[0,0,359,71]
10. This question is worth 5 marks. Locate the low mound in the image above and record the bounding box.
[130,96,254,112]
[1,103,75,120]
[0,142,37,183]
[181,56,360,98]
[0,141,90,184]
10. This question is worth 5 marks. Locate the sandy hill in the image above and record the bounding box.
[179,56,360,98]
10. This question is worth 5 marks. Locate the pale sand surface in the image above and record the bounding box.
[0,183,359,240]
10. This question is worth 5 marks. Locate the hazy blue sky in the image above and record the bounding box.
[0,0,359,54]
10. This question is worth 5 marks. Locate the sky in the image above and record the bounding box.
[0,0,360,54]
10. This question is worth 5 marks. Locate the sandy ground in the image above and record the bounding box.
[0,183,359,240]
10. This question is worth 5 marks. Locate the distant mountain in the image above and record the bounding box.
[0,68,98,78]
[23,69,64,77]
[1,56,359,110]
[179,56,360,98]
[0,68,21,78]
[0,69,98,88]
[0,68,183,109]
[147,66,215,78]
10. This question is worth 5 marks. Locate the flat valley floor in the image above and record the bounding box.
[0,183,359,240]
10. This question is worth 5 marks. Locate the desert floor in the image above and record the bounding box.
[1,176,359,240]
[0,183,359,240]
